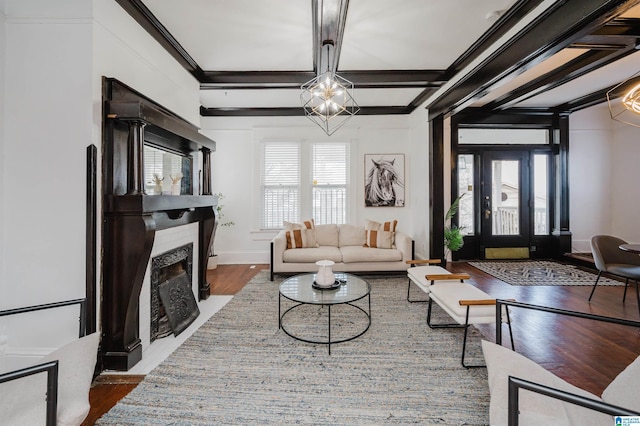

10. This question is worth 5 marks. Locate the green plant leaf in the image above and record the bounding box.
[445,193,464,222]
[444,226,464,251]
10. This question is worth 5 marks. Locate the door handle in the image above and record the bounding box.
[484,209,491,219]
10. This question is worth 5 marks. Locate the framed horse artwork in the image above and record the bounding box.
[364,154,405,207]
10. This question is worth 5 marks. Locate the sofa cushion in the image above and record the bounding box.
[339,224,365,247]
[283,246,343,263]
[482,340,610,426]
[602,354,640,412]
[363,229,393,249]
[315,224,339,247]
[285,229,318,249]
[340,246,402,263]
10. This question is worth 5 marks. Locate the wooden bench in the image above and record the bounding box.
[424,273,515,368]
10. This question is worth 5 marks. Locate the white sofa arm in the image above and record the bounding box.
[395,231,414,262]
[270,230,287,281]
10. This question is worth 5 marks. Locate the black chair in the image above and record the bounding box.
[589,235,640,316]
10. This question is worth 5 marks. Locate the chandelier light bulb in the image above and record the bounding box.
[622,83,640,114]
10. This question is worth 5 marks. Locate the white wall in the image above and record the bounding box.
[201,114,419,264]
[610,117,640,243]
[408,107,430,259]
[0,0,201,369]
[0,3,7,308]
[569,103,640,250]
[1,1,93,361]
[569,105,613,252]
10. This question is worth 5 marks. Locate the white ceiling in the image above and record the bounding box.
[129,0,640,114]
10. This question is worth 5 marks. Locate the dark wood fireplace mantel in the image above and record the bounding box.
[101,78,217,371]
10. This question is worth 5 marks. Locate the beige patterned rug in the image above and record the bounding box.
[97,272,491,425]
[468,260,624,286]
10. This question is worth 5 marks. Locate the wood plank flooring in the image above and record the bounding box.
[83,262,640,424]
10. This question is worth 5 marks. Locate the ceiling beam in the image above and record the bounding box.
[199,70,447,89]
[200,106,413,117]
[553,74,640,112]
[427,0,640,119]
[483,46,637,111]
[445,0,547,79]
[114,0,204,80]
[313,0,350,73]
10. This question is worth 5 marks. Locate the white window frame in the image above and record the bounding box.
[259,140,352,230]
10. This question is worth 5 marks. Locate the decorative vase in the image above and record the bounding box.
[154,183,163,195]
[171,183,180,195]
[315,260,336,287]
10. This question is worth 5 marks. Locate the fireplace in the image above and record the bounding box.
[150,243,199,342]
[101,78,218,371]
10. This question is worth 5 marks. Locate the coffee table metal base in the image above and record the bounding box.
[278,294,371,355]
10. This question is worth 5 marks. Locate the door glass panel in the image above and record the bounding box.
[534,154,549,235]
[492,160,519,236]
[457,154,474,235]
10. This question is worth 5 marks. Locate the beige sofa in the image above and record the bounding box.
[270,223,414,280]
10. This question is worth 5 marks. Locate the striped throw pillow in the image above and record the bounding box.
[284,219,317,249]
[364,229,393,249]
[364,219,398,247]
[285,228,318,249]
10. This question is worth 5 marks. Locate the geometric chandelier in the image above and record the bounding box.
[607,71,640,127]
[301,42,359,136]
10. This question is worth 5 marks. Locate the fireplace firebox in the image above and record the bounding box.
[150,243,198,342]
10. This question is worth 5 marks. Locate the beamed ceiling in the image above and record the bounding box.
[116,0,640,120]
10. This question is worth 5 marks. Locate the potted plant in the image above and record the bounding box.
[208,193,235,270]
[443,194,465,265]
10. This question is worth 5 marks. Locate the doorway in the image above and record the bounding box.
[481,151,530,257]
[456,149,551,260]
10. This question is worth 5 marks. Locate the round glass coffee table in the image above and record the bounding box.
[278,273,371,354]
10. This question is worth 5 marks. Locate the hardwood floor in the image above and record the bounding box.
[83,261,640,424]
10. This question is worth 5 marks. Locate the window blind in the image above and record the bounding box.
[261,143,300,229]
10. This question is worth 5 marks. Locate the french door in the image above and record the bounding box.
[480,151,531,251]
[457,149,551,259]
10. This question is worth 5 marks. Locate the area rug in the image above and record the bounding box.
[468,260,623,286]
[97,272,490,425]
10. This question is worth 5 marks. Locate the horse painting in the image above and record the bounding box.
[365,156,405,207]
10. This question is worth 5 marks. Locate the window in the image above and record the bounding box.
[261,141,350,229]
[457,154,475,235]
[458,128,548,145]
[534,154,549,235]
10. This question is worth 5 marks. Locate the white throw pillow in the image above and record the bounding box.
[602,354,640,413]
[41,332,99,426]
[0,332,99,426]
[481,340,610,425]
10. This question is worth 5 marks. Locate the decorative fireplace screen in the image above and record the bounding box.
[150,243,199,342]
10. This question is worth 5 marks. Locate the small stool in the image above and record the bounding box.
[426,273,515,368]
[405,259,449,302]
